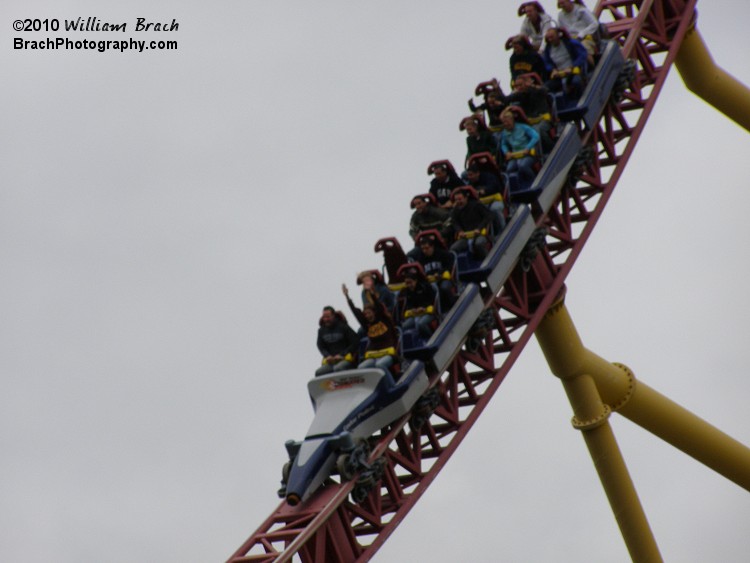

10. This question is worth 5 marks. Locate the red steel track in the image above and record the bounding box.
[228,1,699,561]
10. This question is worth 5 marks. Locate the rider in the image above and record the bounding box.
[502,72,555,152]
[465,164,506,233]
[542,27,589,99]
[408,194,452,243]
[397,264,438,339]
[499,107,541,187]
[411,230,457,312]
[315,306,360,376]
[449,186,496,260]
[557,0,600,66]
[428,161,465,208]
[343,283,399,376]
[506,34,548,84]
[518,2,557,53]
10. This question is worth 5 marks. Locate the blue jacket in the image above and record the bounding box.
[542,37,589,75]
[500,123,540,154]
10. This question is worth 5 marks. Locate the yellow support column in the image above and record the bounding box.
[535,289,750,560]
[536,294,663,563]
[537,292,750,492]
[675,25,750,133]
[573,357,750,491]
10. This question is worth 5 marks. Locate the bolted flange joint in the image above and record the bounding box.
[571,404,612,431]
[609,362,637,413]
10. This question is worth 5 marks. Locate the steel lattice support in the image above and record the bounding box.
[228,1,699,561]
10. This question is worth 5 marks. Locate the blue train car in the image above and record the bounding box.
[281,362,428,505]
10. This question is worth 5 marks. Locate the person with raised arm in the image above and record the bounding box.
[343,282,399,376]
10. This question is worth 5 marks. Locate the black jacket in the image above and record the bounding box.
[450,199,495,234]
[413,248,455,279]
[509,51,548,82]
[398,280,437,316]
[430,176,465,206]
[316,314,359,358]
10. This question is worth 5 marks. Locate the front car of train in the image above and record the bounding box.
[280,363,428,505]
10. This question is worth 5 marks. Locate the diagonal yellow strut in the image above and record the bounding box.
[534,289,750,562]
[675,24,750,132]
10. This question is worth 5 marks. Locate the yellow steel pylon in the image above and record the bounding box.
[534,288,750,563]
[675,25,750,133]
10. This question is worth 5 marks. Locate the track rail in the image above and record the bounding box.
[228,1,698,561]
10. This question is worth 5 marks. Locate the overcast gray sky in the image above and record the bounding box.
[2,1,749,562]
